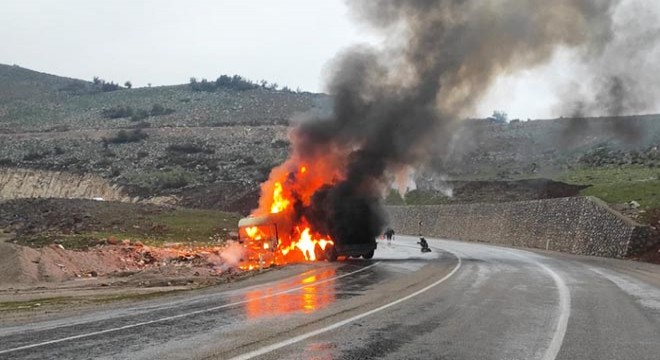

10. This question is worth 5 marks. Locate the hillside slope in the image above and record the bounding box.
[1,64,660,220]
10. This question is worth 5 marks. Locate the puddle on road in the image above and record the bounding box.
[243,268,337,319]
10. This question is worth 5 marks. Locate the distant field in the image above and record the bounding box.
[558,165,660,209]
[0,199,242,249]
[16,207,242,249]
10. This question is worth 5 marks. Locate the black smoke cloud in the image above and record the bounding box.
[291,0,638,245]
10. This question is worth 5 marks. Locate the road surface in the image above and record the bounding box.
[1,236,659,359]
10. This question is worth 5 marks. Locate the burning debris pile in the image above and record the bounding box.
[240,0,659,268]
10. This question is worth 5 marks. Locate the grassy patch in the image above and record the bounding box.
[388,189,452,206]
[559,165,659,186]
[15,207,241,249]
[17,235,101,250]
[81,208,241,246]
[0,290,187,312]
[558,165,660,208]
[147,208,240,244]
[91,289,189,303]
[580,182,660,208]
[122,166,200,191]
[0,297,76,312]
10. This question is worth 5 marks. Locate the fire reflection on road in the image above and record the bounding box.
[244,268,337,319]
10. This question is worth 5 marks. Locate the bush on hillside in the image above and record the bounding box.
[190,74,259,92]
[189,78,217,92]
[102,105,134,119]
[130,109,150,122]
[103,129,148,145]
[23,151,49,162]
[150,104,175,116]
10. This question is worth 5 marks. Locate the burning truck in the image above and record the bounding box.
[237,163,378,270]
[238,213,376,267]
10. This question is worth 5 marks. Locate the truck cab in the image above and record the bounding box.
[237,215,279,266]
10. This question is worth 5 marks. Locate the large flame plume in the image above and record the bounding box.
[240,150,349,268]
[240,0,658,270]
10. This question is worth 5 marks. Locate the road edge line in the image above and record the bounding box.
[229,250,462,360]
[0,262,381,355]
[499,248,571,360]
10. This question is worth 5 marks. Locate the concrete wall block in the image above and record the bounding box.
[385,196,649,259]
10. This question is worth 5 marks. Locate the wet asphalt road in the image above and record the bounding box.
[1,236,660,360]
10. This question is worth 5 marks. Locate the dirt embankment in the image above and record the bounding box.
[0,167,129,201]
[0,237,240,287]
[0,198,250,313]
[0,167,177,205]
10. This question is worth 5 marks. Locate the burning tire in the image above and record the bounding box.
[362,250,374,259]
[314,243,326,261]
[325,245,338,262]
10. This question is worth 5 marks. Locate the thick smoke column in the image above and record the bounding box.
[260,0,630,246]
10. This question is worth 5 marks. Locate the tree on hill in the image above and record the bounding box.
[490,110,508,124]
[124,81,132,89]
[189,74,259,92]
[92,76,123,92]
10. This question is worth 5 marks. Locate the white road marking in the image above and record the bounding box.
[536,260,571,360]
[499,248,571,360]
[588,266,660,312]
[228,251,462,360]
[0,262,381,355]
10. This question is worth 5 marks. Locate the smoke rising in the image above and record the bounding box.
[218,241,246,271]
[557,1,660,142]
[262,0,654,246]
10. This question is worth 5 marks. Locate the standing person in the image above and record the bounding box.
[385,228,395,245]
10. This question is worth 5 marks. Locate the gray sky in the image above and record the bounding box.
[2,0,659,120]
[0,0,374,91]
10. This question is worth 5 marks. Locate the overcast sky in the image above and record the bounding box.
[2,1,658,120]
[1,1,374,91]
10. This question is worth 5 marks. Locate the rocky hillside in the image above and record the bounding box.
[0,64,325,132]
[434,115,660,180]
[1,64,660,218]
[0,64,326,212]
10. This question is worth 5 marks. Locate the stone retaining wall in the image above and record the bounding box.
[386,197,650,258]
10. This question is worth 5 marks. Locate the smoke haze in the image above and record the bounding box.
[263,0,659,245]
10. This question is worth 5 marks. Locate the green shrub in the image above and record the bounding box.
[23,151,49,161]
[102,105,134,119]
[92,76,123,92]
[130,109,150,122]
[104,129,148,144]
[190,74,259,92]
[150,104,175,116]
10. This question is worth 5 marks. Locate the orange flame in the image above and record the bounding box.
[270,182,290,214]
[240,159,344,270]
[245,226,263,240]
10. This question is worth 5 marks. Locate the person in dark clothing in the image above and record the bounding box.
[385,228,395,245]
[418,236,431,253]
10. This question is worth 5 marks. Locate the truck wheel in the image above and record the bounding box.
[325,245,338,262]
[314,244,325,261]
[362,250,374,259]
